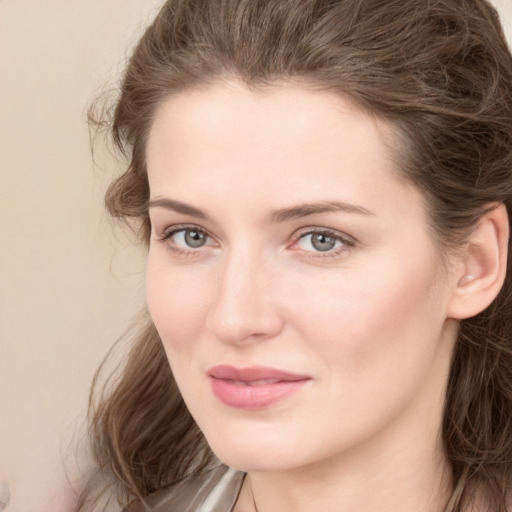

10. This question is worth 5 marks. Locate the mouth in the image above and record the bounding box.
[207,365,311,410]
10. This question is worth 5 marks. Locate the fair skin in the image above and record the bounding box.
[145,80,508,512]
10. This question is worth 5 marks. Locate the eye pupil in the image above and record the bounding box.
[311,233,336,252]
[184,230,207,248]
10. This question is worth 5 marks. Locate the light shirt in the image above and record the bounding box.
[128,465,245,512]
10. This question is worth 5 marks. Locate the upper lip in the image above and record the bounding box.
[208,365,310,382]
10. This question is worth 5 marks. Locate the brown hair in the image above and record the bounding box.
[78,1,512,510]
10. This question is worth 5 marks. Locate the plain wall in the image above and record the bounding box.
[0,2,163,511]
[0,1,511,511]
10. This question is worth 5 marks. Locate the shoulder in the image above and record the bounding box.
[127,464,245,512]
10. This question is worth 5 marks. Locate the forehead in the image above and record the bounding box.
[145,80,424,225]
[147,81,395,173]
[148,81,389,147]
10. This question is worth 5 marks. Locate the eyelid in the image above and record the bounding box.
[293,226,356,244]
[157,223,217,249]
[155,223,355,258]
[289,226,356,256]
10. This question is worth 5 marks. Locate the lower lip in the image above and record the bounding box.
[209,377,309,409]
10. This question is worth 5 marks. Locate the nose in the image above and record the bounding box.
[205,250,284,345]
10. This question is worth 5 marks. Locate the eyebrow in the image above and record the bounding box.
[148,198,210,219]
[147,197,374,222]
[268,201,375,223]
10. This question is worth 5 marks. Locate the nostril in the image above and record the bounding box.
[205,295,284,345]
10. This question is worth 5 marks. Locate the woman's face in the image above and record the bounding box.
[145,81,460,472]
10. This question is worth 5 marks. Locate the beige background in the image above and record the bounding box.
[0,2,163,511]
[0,1,511,511]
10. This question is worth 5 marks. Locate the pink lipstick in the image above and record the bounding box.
[208,365,310,409]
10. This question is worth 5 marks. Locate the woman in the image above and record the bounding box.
[78,0,512,511]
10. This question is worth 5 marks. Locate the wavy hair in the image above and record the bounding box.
[78,1,512,510]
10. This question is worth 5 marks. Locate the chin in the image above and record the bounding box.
[203,428,308,473]
[214,450,295,473]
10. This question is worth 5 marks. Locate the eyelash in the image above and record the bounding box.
[157,224,355,259]
[157,224,213,258]
[292,227,355,259]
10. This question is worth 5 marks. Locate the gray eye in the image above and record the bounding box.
[184,229,208,248]
[298,232,342,252]
[310,233,337,251]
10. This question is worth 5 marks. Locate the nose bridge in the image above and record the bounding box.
[205,243,282,344]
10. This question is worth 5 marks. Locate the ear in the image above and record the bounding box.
[447,203,509,320]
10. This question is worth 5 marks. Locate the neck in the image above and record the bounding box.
[244,438,452,512]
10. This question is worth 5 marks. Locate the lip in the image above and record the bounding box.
[208,365,311,410]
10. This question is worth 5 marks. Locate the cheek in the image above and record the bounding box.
[286,253,447,383]
[145,259,211,352]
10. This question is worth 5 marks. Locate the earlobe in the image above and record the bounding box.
[447,203,509,320]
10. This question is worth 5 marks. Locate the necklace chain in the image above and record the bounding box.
[249,478,259,512]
